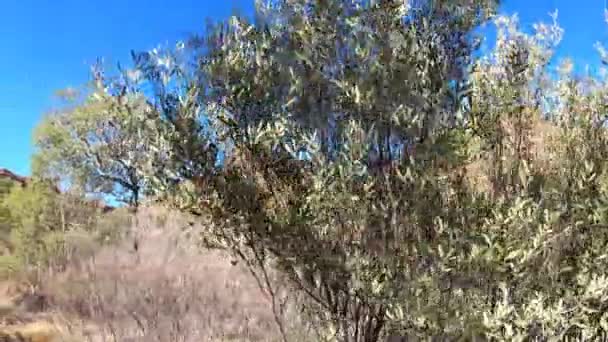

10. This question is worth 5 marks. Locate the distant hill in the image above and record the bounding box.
[0,168,29,188]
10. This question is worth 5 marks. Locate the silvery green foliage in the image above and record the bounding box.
[158,1,504,341]
[35,1,608,341]
[461,12,608,341]
[190,7,608,339]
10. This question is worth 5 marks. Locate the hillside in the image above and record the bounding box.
[0,168,113,213]
[0,169,28,188]
[0,205,309,341]
[0,167,309,341]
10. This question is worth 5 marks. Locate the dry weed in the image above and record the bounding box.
[28,206,312,341]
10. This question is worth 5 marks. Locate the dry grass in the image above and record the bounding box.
[0,206,312,342]
[0,320,67,342]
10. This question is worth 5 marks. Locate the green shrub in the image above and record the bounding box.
[0,255,21,279]
[0,178,116,275]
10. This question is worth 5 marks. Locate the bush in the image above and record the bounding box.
[0,179,110,277]
[0,255,21,279]
[27,1,608,340]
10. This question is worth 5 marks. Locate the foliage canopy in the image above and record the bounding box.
[32,1,608,340]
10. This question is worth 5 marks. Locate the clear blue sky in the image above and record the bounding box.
[0,0,606,176]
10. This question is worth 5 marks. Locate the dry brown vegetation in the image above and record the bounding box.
[0,206,312,342]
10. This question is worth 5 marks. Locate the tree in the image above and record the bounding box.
[33,67,158,208]
[127,1,503,340]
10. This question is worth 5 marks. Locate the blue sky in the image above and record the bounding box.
[0,0,606,176]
